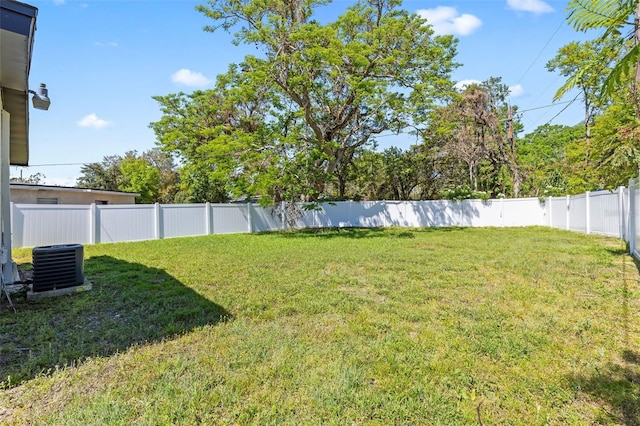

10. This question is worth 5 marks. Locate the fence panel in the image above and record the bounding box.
[467,200,502,227]
[401,202,426,227]
[12,204,91,248]
[348,201,387,227]
[211,204,249,234]
[503,198,544,227]
[568,194,587,233]
[296,205,322,229]
[316,203,351,227]
[378,201,402,227]
[407,200,456,227]
[549,197,567,229]
[97,205,156,243]
[162,204,207,239]
[250,205,285,232]
[589,190,621,237]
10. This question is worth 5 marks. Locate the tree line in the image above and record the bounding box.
[73,0,640,204]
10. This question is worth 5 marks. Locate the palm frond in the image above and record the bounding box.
[567,0,636,32]
[553,69,584,101]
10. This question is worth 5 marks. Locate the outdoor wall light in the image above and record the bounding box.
[28,83,50,110]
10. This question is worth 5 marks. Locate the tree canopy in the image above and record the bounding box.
[144,0,640,204]
[152,0,458,204]
[76,149,180,204]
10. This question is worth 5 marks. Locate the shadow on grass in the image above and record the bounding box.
[0,255,230,388]
[569,359,640,425]
[568,247,640,425]
[257,226,466,240]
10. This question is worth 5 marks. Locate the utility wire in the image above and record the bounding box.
[544,93,581,125]
[517,98,579,113]
[18,163,87,167]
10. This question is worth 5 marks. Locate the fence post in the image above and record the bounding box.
[10,201,19,249]
[247,203,252,233]
[282,202,287,230]
[618,186,626,240]
[154,203,161,240]
[205,202,211,235]
[89,203,96,244]
[630,179,637,255]
[585,191,591,234]
[566,195,571,231]
[548,197,553,228]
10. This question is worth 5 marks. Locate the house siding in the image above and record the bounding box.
[10,185,136,205]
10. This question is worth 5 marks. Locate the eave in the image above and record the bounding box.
[0,0,38,166]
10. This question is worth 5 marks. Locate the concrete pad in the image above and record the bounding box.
[27,279,92,300]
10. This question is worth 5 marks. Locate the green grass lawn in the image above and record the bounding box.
[0,227,639,425]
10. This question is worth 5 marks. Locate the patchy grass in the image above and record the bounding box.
[0,227,639,425]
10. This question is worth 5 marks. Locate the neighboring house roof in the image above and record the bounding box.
[0,0,38,166]
[9,182,140,197]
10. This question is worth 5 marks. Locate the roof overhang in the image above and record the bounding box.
[0,0,38,166]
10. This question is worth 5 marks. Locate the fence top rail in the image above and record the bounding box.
[13,204,91,210]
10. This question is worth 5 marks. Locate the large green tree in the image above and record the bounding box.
[77,150,180,203]
[152,0,458,203]
[546,39,616,147]
[76,154,129,192]
[590,92,640,187]
[517,123,584,197]
[119,157,161,204]
[424,78,522,198]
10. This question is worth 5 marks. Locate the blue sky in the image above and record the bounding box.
[20,0,592,186]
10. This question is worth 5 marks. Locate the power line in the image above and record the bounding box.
[17,163,86,167]
[545,93,581,125]
[518,98,580,114]
[523,74,562,111]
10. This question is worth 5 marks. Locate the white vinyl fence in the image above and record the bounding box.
[8,181,640,258]
[10,198,546,249]
[545,187,628,240]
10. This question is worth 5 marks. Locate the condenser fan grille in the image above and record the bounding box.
[32,244,84,292]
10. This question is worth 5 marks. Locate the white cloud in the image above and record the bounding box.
[508,84,525,98]
[417,7,482,36]
[53,0,65,5]
[94,42,118,47]
[171,69,213,87]
[77,113,112,129]
[454,79,481,91]
[506,0,553,14]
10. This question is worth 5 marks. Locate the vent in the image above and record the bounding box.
[32,244,84,292]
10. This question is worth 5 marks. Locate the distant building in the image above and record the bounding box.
[10,183,138,205]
